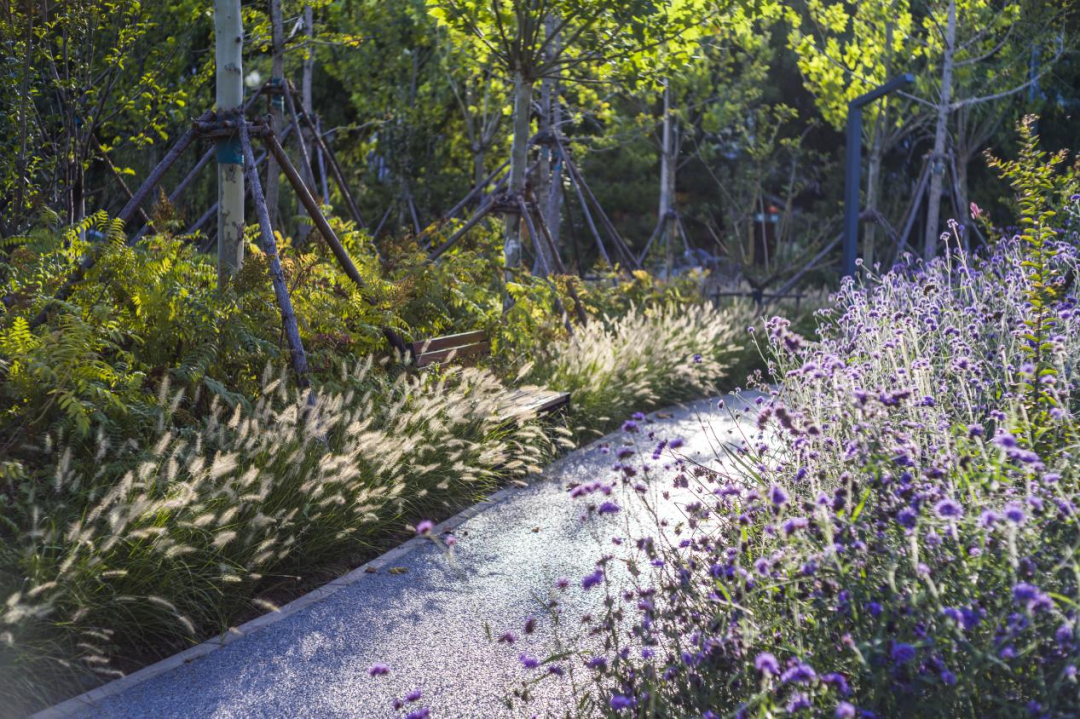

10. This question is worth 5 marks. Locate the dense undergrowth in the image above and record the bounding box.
[524,119,1080,717]
[0,213,755,713]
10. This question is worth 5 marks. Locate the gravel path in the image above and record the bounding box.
[62,393,761,719]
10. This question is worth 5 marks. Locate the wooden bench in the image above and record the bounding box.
[410,330,570,416]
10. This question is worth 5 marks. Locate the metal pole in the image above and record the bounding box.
[842,109,862,278]
[842,73,914,278]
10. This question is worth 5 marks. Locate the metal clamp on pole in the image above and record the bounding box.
[842,73,915,278]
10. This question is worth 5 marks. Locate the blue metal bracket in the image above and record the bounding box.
[842,74,915,278]
[215,135,244,165]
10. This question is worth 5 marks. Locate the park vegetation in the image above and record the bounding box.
[1,0,1079,715]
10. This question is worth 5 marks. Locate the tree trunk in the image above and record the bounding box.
[504,71,534,276]
[923,0,955,262]
[296,3,315,238]
[215,0,245,287]
[264,0,285,227]
[531,15,560,277]
[659,79,679,276]
[544,90,564,257]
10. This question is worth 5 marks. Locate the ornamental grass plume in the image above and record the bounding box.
[527,302,749,437]
[0,360,553,714]
[504,129,1080,717]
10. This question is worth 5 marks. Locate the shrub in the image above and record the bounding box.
[526,301,750,436]
[0,361,555,715]
[517,122,1080,717]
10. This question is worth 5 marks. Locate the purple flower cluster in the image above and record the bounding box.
[515,193,1080,718]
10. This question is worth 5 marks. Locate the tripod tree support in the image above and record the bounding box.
[239,121,311,386]
[294,95,367,229]
[264,129,407,356]
[843,73,914,278]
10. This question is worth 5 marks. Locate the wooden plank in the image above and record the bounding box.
[414,341,490,368]
[410,330,488,356]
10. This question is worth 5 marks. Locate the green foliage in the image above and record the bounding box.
[985,116,1080,429]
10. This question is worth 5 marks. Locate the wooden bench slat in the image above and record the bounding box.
[411,332,569,417]
[410,330,488,355]
[414,341,490,368]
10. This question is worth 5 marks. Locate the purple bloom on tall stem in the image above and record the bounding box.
[582,569,605,590]
[622,420,640,433]
[891,643,916,664]
[835,702,857,719]
[822,672,850,696]
[610,694,635,710]
[786,693,811,712]
[404,689,422,702]
[367,663,390,676]
[934,498,963,519]
[781,661,817,684]
[519,653,540,669]
[1004,503,1025,524]
[782,517,809,535]
[598,501,621,515]
[769,485,789,506]
[755,652,780,675]
[415,520,434,535]
[405,710,430,719]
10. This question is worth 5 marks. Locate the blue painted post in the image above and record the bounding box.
[842,73,915,278]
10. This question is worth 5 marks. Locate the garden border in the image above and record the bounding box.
[29,441,599,719]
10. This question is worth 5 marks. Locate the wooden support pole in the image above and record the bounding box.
[427,199,495,261]
[264,131,407,356]
[372,204,393,239]
[561,151,611,267]
[21,112,208,329]
[118,111,211,228]
[519,198,573,336]
[294,94,366,229]
[239,121,312,386]
[315,116,330,204]
[281,81,317,195]
[265,131,379,278]
[441,159,509,226]
[129,89,267,243]
[557,141,638,269]
[637,216,665,266]
[531,192,589,328]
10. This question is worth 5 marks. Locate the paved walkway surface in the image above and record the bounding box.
[67,393,760,719]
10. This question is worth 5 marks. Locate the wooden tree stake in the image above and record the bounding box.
[239,121,312,386]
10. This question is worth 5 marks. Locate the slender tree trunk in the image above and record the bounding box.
[264,0,285,227]
[14,7,33,228]
[296,4,315,238]
[923,0,955,261]
[544,92,564,255]
[540,15,563,271]
[215,0,245,286]
[659,79,679,276]
[531,16,560,277]
[504,71,534,277]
